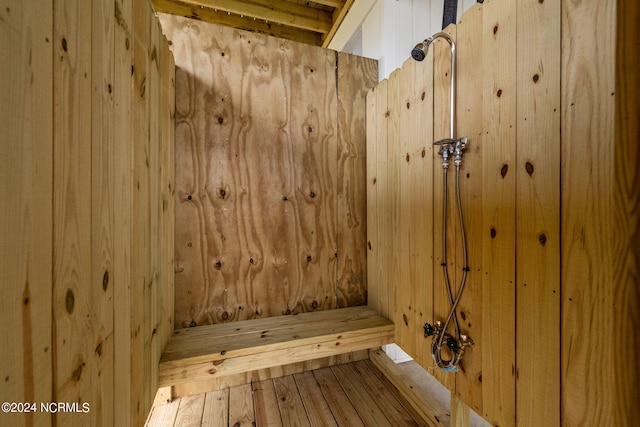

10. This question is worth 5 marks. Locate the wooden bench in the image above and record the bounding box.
[158,306,394,387]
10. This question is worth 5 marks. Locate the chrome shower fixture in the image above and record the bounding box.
[412,31,472,373]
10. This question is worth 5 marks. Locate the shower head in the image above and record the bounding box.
[411,41,430,62]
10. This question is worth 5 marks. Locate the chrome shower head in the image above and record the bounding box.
[411,41,429,62]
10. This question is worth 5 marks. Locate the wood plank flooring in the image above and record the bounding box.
[146,360,430,426]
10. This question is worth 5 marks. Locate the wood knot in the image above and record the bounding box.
[221,311,229,321]
[493,24,499,35]
[500,164,509,178]
[311,300,318,309]
[406,153,410,162]
[525,161,534,176]
[538,233,547,246]
[214,260,222,270]
[496,89,503,98]
[532,74,540,83]
[490,227,497,239]
[102,270,109,291]
[65,289,75,314]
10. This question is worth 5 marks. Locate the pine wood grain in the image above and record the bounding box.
[335,52,378,308]
[612,1,640,423]
[113,0,134,424]
[560,0,638,426]
[53,1,94,426]
[294,371,338,427]
[174,394,205,427]
[202,389,229,426]
[373,79,390,318]
[407,51,435,371]
[159,307,393,386]
[160,15,371,326]
[0,1,54,426]
[90,0,116,424]
[146,398,180,427]
[330,364,392,426]
[515,0,561,426]
[453,3,483,414]
[396,57,417,359]
[365,84,381,315]
[252,380,283,427]
[131,0,152,421]
[349,361,418,426]
[313,368,366,427]
[369,350,450,427]
[170,350,368,398]
[480,1,516,425]
[430,24,457,391]
[228,384,255,427]
[274,376,312,427]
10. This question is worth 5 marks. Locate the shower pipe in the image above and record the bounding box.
[411,32,474,372]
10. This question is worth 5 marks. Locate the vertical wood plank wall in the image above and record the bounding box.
[0,1,175,426]
[158,15,377,328]
[366,0,639,426]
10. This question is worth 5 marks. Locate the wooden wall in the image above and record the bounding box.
[0,1,175,426]
[158,15,377,328]
[366,0,639,426]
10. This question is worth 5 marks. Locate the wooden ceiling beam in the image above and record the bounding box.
[174,0,333,33]
[153,0,323,46]
[322,0,355,48]
[301,0,346,8]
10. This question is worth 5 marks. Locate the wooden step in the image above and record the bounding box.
[159,306,394,387]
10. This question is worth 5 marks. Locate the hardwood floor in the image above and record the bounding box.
[146,360,430,426]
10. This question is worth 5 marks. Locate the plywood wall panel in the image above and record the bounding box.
[163,15,374,326]
[336,52,378,308]
[0,1,53,426]
[454,4,484,414]
[515,0,561,426]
